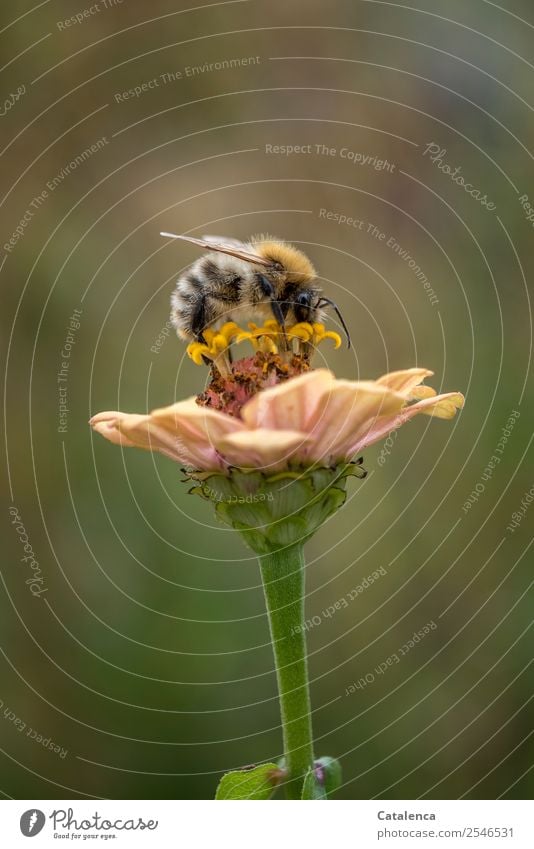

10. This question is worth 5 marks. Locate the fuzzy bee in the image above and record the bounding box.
[161,232,351,347]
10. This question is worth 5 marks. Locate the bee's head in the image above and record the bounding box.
[253,238,316,284]
[252,238,350,348]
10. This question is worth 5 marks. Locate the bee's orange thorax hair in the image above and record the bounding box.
[253,238,316,282]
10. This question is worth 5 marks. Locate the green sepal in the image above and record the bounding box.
[301,768,327,800]
[188,462,365,554]
[215,763,284,800]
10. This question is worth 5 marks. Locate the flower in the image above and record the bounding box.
[90,364,463,475]
[89,309,466,797]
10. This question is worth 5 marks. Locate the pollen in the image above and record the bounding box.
[186,320,342,370]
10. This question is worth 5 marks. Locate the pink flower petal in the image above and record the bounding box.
[218,429,311,471]
[90,410,122,425]
[375,367,434,395]
[132,398,245,470]
[409,385,437,400]
[148,398,246,469]
[242,370,405,463]
[89,411,138,448]
[241,369,335,431]
[151,398,244,444]
[350,391,465,454]
[90,405,236,470]
[304,381,406,463]
[90,368,463,473]
[120,414,221,468]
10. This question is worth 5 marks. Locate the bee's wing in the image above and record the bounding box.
[160,232,272,267]
[201,235,250,250]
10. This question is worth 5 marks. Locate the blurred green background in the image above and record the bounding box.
[1,0,533,800]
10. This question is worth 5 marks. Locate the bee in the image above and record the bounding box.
[161,232,351,347]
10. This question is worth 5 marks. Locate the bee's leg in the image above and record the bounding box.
[191,299,215,368]
[294,291,314,358]
[191,295,207,341]
[191,295,232,376]
[257,275,288,351]
[196,335,211,367]
[269,299,287,331]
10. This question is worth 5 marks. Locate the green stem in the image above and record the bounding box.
[258,543,314,799]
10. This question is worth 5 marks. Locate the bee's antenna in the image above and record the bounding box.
[256,273,287,340]
[316,297,351,349]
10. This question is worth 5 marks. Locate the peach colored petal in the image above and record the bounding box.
[375,367,434,395]
[218,429,311,471]
[409,385,437,400]
[119,413,227,470]
[350,391,465,454]
[90,410,122,426]
[417,392,465,419]
[242,371,406,463]
[151,398,245,445]
[141,398,246,469]
[90,368,463,473]
[90,411,138,448]
[241,369,335,431]
[304,381,406,463]
[116,415,191,463]
[90,408,228,469]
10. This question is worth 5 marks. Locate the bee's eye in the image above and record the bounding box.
[297,292,312,306]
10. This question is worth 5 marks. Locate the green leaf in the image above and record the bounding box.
[215,763,282,800]
[315,756,342,797]
[301,768,327,800]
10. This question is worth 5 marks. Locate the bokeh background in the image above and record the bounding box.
[1,0,533,801]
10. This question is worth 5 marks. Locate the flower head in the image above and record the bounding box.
[90,320,463,476]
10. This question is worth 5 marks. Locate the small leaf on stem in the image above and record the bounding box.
[301,768,327,800]
[315,756,342,797]
[215,763,284,800]
[301,757,342,799]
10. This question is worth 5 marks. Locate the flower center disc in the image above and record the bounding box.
[196,351,311,418]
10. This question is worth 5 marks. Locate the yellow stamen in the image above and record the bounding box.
[323,331,342,349]
[311,322,342,349]
[186,319,342,366]
[259,336,278,354]
[287,322,314,342]
[187,342,211,365]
